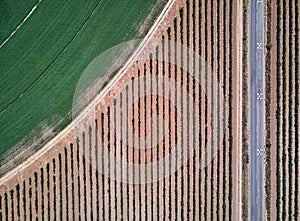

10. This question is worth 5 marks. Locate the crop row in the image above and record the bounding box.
[273,0,299,220]
[0,0,237,219]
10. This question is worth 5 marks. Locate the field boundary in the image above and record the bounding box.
[0,0,175,185]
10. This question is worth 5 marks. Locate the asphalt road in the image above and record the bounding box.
[249,0,264,220]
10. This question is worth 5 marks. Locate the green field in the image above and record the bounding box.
[0,0,165,163]
[0,0,37,42]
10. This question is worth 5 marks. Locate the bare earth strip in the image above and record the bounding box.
[232,0,243,219]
